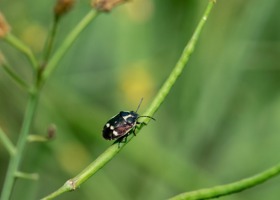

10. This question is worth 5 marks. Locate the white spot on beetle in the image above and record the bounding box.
[123,114,132,120]
[113,131,118,136]
[106,123,110,128]
[110,126,114,130]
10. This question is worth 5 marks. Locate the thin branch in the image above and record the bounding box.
[144,0,215,117]
[0,93,39,200]
[41,144,124,200]
[0,127,16,156]
[41,18,59,69]
[15,171,39,181]
[168,163,280,200]
[40,10,99,85]
[4,34,38,70]
[41,1,215,199]
[27,134,49,142]
[1,61,30,91]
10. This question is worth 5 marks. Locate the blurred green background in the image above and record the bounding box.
[1,0,280,199]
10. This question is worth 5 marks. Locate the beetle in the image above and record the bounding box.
[102,98,155,141]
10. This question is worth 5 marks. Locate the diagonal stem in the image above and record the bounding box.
[1,62,30,91]
[0,127,16,156]
[4,34,38,70]
[41,17,60,68]
[41,10,99,85]
[144,0,215,117]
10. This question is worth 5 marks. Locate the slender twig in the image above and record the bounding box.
[144,0,214,117]
[41,2,215,199]
[1,61,30,91]
[0,127,16,156]
[169,163,280,200]
[0,93,39,200]
[27,134,49,142]
[15,171,39,181]
[41,144,124,200]
[41,10,99,85]
[4,34,38,70]
[41,17,60,69]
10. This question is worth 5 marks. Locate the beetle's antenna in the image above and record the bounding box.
[135,98,144,113]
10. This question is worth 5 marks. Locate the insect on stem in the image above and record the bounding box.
[102,98,155,141]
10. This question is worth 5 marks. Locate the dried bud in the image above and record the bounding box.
[47,124,57,139]
[54,0,75,19]
[92,0,128,12]
[0,13,10,38]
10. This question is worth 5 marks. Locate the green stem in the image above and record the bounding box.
[0,127,16,156]
[41,2,215,199]
[1,62,29,91]
[144,0,215,117]
[41,144,124,200]
[169,163,280,200]
[41,17,60,68]
[27,134,48,142]
[41,10,99,85]
[15,171,39,181]
[4,34,38,70]
[0,92,39,200]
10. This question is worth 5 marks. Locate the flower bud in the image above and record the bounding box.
[92,0,128,12]
[0,13,10,38]
[54,0,75,19]
[47,124,57,139]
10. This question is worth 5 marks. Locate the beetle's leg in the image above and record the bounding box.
[123,135,128,143]
[114,135,127,148]
[136,121,147,127]
[132,127,137,136]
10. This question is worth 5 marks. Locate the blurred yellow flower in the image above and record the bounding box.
[125,0,154,23]
[21,23,46,52]
[118,61,155,105]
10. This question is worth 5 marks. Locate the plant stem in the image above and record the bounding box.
[4,34,38,70]
[41,1,215,199]
[27,134,48,142]
[168,163,280,200]
[15,171,39,181]
[41,144,124,200]
[2,62,29,91]
[41,10,99,85]
[41,18,60,68]
[0,127,16,156]
[0,92,39,200]
[144,0,215,117]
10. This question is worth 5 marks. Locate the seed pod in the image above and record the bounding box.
[54,0,75,20]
